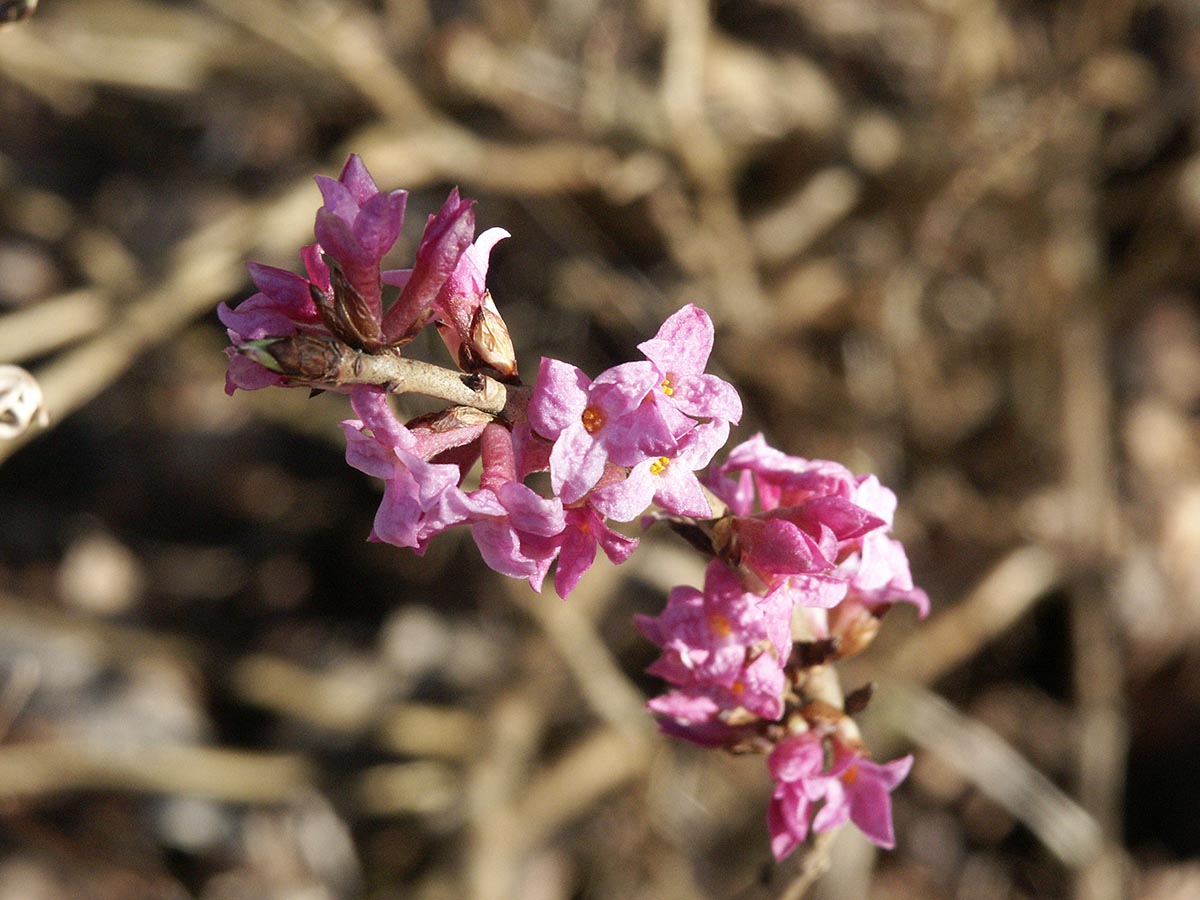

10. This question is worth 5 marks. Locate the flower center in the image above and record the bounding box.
[707,612,732,637]
[581,405,605,434]
[649,456,671,475]
[840,763,860,786]
[660,374,675,397]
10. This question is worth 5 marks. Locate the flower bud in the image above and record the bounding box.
[237,334,346,382]
[310,259,384,351]
[461,293,518,380]
[827,600,883,658]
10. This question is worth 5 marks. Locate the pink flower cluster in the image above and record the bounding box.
[638,435,927,856]
[218,155,497,391]
[219,155,928,861]
[768,733,913,856]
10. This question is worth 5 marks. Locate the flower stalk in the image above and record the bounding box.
[238,335,528,420]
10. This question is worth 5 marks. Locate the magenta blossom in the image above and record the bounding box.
[838,532,930,617]
[810,743,913,850]
[340,388,477,553]
[218,244,330,394]
[433,227,517,378]
[548,504,639,598]
[379,189,476,345]
[767,734,912,857]
[644,647,786,730]
[707,434,859,516]
[527,358,677,504]
[832,475,929,616]
[724,516,835,592]
[311,154,408,348]
[467,479,566,591]
[767,734,828,860]
[637,304,743,429]
[706,436,897,594]
[464,423,565,591]
[590,419,729,521]
[638,560,793,724]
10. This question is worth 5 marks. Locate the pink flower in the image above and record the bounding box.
[706,436,929,608]
[637,304,742,428]
[380,189,477,345]
[340,388,476,553]
[645,651,787,725]
[432,227,518,378]
[550,504,638,598]
[707,434,859,516]
[465,424,565,591]
[767,734,828,860]
[638,560,793,723]
[724,516,835,592]
[653,711,750,749]
[708,437,886,561]
[835,474,929,616]
[311,154,408,348]
[527,358,677,504]
[504,422,641,598]
[590,419,729,521]
[766,735,913,857]
[810,744,913,850]
[218,244,329,394]
[838,532,930,617]
[468,480,565,590]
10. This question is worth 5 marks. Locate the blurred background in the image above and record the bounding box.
[1,0,1199,898]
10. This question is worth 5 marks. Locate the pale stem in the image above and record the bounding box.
[343,350,529,420]
[243,341,532,422]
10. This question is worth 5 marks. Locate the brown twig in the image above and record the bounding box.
[876,681,1103,868]
[0,740,313,803]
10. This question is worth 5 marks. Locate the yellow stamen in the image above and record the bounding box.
[707,612,732,637]
[840,764,860,786]
[660,374,675,397]
[581,406,604,434]
[649,456,670,475]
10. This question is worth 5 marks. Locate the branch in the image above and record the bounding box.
[239,335,531,422]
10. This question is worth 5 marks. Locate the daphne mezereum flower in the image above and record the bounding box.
[220,155,479,388]
[837,474,930,616]
[637,303,743,430]
[340,388,480,553]
[766,733,913,858]
[589,418,729,521]
[638,559,793,727]
[378,189,476,346]
[766,733,826,860]
[807,741,914,851]
[527,358,677,504]
[464,423,565,591]
[218,244,329,393]
[707,433,860,515]
[310,154,408,349]
[432,227,518,378]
